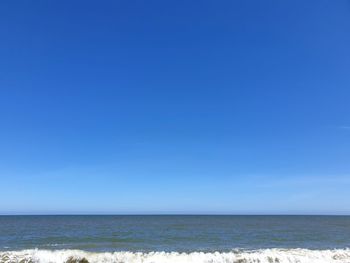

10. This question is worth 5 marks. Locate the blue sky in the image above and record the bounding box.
[0,0,350,215]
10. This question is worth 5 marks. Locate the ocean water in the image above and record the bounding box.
[0,215,350,262]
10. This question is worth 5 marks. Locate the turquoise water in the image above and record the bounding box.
[1,216,350,262]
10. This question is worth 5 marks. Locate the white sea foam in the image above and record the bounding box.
[1,248,350,263]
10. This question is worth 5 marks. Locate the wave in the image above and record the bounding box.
[1,248,350,263]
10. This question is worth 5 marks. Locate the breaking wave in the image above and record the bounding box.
[1,248,350,263]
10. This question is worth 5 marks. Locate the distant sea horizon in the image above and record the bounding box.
[0,213,350,216]
[1,215,350,262]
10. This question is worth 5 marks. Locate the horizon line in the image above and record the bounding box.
[1,214,350,216]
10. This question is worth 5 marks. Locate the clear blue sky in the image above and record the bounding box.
[1,0,349,215]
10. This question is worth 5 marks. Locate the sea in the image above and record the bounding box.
[0,215,350,263]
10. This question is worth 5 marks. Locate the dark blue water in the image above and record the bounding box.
[1,215,350,252]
